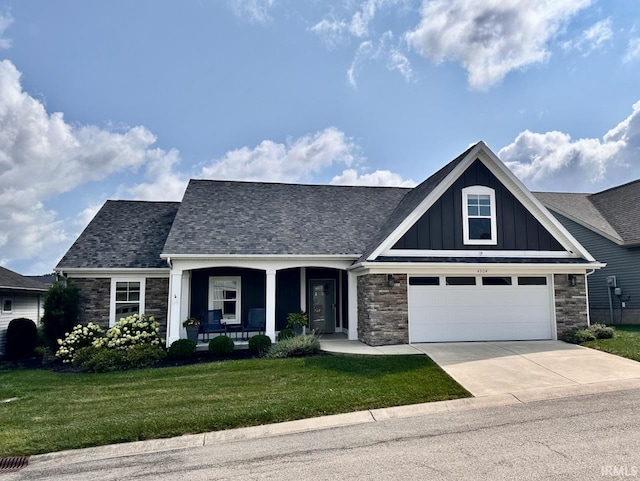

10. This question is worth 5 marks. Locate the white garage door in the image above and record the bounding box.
[408,275,553,342]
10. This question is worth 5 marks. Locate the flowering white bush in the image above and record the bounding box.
[94,313,161,351]
[55,322,105,363]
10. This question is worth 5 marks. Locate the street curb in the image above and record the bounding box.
[28,378,640,469]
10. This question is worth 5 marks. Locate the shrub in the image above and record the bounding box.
[567,328,597,344]
[267,334,321,358]
[125,344,166,369]
[590,323,615,339]
[94,314,161,351]
[81,348,127,373]
[208,335,234,356]
[277,328,295,341]
[41,282,80,350]
[168,339,196,360]
[72,346,102,368]
[5,318,38,360]
[55,323,103,362]
[55,322,105,363]
[248,334,272,356]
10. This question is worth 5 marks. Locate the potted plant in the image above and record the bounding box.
[183,317,200,344]
[286,312,308,335]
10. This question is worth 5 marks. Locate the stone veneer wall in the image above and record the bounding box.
[70,277,169,341]
[72,278,111,328]
[554,273,588,339]
[145,278,169,341]
[357,274,408,346]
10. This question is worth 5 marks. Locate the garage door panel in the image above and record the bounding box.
[408,279,553,342]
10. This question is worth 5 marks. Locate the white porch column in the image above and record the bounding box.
[347,271,358,340]
[167,269,184,346]
[266,269,277,341]
[300,267,306,312]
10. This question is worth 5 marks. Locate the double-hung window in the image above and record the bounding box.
[110,278,146,326]
[209,277,241,324]
[462,186,497,245]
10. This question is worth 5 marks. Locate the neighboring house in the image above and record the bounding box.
[56,142,602,346]
[0,266,49,355]
[536,181,640,324]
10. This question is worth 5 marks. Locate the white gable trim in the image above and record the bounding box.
[367,142,595,262]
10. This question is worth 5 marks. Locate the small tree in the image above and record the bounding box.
[41,282,80,349]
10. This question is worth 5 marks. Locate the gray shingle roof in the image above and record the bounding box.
[535,179,640,246]
[588,180,640,245]
[534,192,623,243]
[57,201,180,269]
[0,266,48,291]
[162,181,410,256]
[358,143,475,261]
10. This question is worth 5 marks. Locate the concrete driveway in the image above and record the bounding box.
[414,341,640,397]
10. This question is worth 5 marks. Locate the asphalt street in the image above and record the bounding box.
[7,387,640,481]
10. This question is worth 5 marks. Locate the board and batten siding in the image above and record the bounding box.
[551,212,640,323]
[0,291,44,356]
[394,159,564,251]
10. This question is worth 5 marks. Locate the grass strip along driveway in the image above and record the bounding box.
[0,354,469,457]
[582,325,640,361]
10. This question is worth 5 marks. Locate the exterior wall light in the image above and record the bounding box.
[388,274,395,287]
[568,274,577,287]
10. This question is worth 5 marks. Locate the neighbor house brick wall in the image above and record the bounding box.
[554,273,588,339]
[145,277,169,340]
[71,278,111,328]
[357,274,408,346]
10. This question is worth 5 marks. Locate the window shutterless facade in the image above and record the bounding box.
[208,277,241,324]
[110,278,146,326]
[462,186,497,245]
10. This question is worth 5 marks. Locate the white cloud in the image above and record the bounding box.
[563,18,613,55]
[500,99,640,191]
[347,31,413,87]
[227,0,276,24]
[406,0,591,90]
[311,0,402,45]
[0,60,180,273]
[0,12,13,50]
[125,148,188,201]
[200,127,360,183]
[331,168,415,187]
[624,37,640,63]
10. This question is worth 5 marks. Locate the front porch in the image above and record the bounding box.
[166,260,359,345]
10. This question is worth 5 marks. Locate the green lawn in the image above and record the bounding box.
[582,325,640,361]
[0,355,469,457]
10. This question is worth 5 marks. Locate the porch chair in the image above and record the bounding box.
[242,308,266,340]
[200,309,226,342]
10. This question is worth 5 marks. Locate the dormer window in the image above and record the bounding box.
[462,186,497,245]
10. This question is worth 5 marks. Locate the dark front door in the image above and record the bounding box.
[309,279,335,333]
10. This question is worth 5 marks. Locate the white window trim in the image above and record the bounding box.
[208,276,242,325]
[110,278,146,327]
[2,298,13,314]
[462,186,497,245]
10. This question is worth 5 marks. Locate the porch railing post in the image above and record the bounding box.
[266,268,277,341]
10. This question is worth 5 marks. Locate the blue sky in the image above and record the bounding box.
[1,0,639,274]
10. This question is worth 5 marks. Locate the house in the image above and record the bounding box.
[536,180,640,325]
[0,266,49,355]
[55,142,603,346]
